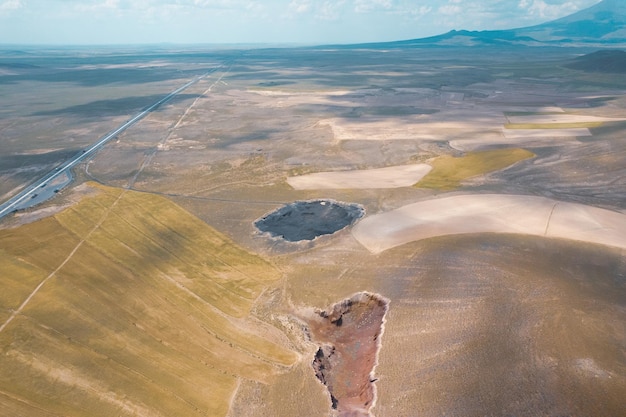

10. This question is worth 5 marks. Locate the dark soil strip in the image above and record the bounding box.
[307,292,388,416]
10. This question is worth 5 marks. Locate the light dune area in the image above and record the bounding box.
[352,194,626,254]
[249,89,352,97]
[450,127,587,149]
[509,106,565,113]
[248,88,622,148]
[461,126,593,149]
[247,89,355,108]
[319,113,504,143]
[287,164,432,190]
[501,128,593,138]
[319,104,623,150]
[506,114,626,124]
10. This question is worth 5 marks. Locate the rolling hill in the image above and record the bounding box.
[566,49,626,72]
[0,183,297,417]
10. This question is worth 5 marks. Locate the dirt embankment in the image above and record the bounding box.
[306,292,388,417]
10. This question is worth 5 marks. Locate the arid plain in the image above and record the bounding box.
[1,45,625,416]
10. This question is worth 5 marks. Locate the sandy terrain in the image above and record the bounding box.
[318,101,623,152]
[3,46,626,417]
[501,127,592,138]
[352,194,626,253]
[246,89,356,109]
[450,129,585,150]
[506,114,626,124]
[319,115,503,142]
[287,164,432,190]
[319,113,606,152]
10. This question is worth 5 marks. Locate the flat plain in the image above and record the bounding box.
[1,44,625,416]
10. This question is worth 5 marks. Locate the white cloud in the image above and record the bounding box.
[354,0,392,13]
[411,5,432,18]
[72,0,135,13]
[191,0,260,10]
[439,5,462,15]
[62,0,263,14]
[316,1,345,20]
[284,0,346,21]
[0,0,24,11]
[51,0,268,24]
[0,0,605,45]
[428,0,595,31]
[288,0,311,14]
[518,0,585,19]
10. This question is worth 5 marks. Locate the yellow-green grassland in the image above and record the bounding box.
[0,182,297,417]
[416,148,535,190]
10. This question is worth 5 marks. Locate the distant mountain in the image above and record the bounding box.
[350,0,626,48]
[566,49,626,72]
[514,0,626,44]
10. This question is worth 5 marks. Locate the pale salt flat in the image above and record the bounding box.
[319,117,503,142]
[248,89,351,97]
[506,114,626,124]
[449,127,586,150]
[248,88,441,109]
[449,135,581,151]
[287,164,433,190]
[352,194,626,254]
[497,106,566,113]
[501,128,593,138]
[243,90,355,108]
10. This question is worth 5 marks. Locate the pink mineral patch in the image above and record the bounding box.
[306,292,388,416]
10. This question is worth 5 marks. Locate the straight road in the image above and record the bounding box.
[0,68,219,220]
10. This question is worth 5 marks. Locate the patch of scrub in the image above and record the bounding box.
[415,148,535,190]
[255,200,364,242]
[306,292,388,417]
[287,164,432,190]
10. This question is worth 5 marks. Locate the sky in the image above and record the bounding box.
[0,0,602,45]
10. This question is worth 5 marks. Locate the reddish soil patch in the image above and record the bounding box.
[307,292,388,416]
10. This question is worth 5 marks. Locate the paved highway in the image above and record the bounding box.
[0,69,217,220]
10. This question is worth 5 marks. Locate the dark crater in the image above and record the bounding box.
[254,200,364,242]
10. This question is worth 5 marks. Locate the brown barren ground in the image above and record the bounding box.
[305,292,388,417]
[3,47,626,417]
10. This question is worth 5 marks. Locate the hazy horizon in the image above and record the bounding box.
[0,0,602,46]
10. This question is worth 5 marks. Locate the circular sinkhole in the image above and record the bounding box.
[254,199,365,242]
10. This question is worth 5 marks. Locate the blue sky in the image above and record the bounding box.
[0,0,601,45]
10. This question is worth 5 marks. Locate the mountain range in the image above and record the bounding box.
[357,0,626,48]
